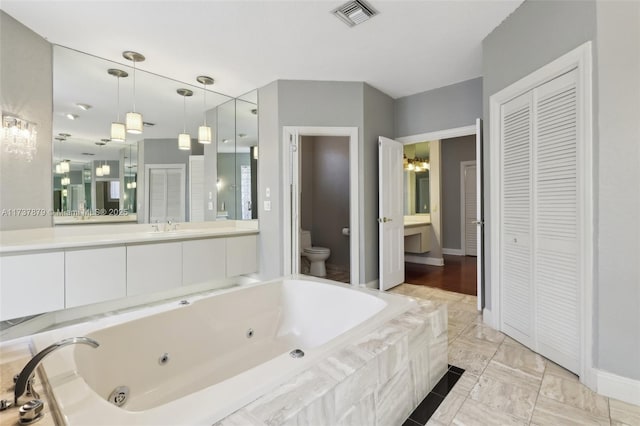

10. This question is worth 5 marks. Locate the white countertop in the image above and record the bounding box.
[404,215,431,227]
[0,221,259,254]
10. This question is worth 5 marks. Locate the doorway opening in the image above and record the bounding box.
[298,135,350,283]
[283,126,360,285]
[397,122,483,308]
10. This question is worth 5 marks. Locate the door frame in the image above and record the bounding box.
[282,126,360,285]
[460,160,477,256]
[397,124,480,297]
[488,41,593,386]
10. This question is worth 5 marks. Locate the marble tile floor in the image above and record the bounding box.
[390,283,640,426]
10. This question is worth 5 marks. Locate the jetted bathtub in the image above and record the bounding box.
[32,276,415,425]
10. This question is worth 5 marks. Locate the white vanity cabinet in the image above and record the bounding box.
[126,242,182,296]
[227,235,257,277]
[0,252,65,320]
[182,238,227,286]
[65,247,127,308]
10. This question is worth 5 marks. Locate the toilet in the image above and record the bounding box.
[300,229,331,277]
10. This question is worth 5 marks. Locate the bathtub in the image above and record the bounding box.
[32,276,416,425]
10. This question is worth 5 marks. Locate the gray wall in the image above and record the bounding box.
[441,135,476,250]
[363,84,395,283]
[0,11,53,230]
[395,77,482,138]
[257,81,281,280]
[300,136,351,269]
[257,80,393,285]
[595,0,640,381]
[482,0,597,310]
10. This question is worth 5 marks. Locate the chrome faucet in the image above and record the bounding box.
[14,337,99,404]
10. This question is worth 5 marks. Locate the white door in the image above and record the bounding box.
[499,70,581,373]
[147,165,186,223]
[475,118,484,310]
[378,136,404,291]
[462,162,478,256]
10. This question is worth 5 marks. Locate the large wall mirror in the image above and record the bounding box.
[52,45,258,225]
[403,142,430,216]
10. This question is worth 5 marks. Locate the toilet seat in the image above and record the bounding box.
[303,247,329,254]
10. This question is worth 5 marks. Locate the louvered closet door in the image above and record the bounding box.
[149,169,168,223]
[464,165,478,256]
[166,169,184,222]
[500,92,534,346]
[533,69,580,373]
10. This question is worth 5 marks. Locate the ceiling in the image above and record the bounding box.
[2,0,523,100]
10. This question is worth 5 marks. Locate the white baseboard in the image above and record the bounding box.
[596,369,640,406]
[363,279,379,289]
[442,248,464,256]
[405,255,444,266]
[482,308,497,328]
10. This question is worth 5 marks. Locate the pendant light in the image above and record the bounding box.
[61,160,70,173]
[177,88,193,150]
[102,160,110,176]
[123,51,145,134]
[196,76,214,144]
[96,165,104,177]
[108,69,128,142]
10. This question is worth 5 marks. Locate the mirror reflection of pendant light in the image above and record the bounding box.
[102,161,110,176]
[196,76,214,144]
[177,88,193,150]
[123,51,145,134]
[108,69,128,142]
[96,165,104,177]
[61,160,70,173]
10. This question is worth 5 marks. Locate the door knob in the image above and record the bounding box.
[472,220,484,225]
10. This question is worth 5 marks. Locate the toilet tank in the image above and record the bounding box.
[300,230,312,250]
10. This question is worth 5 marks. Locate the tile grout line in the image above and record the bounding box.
[527,360,548,425]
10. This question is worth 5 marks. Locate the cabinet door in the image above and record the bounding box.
[65,247,126,308]
[0,252,64,320]
[182,238,226,286]
[226,235,257,277]
[127,242,182,296]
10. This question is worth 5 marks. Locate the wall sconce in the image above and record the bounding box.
[2,114,37,161]
[123,51,145,134]
[196,76,214,144]
[177,88,193,150]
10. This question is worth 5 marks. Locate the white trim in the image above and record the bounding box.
[442,248,464,256]
[482,308,497,328]
[460,160,477,256]
[489,41,594,388]
[282,126,360,286]
[404,254,444,266]
[396,125,476,145]
[363,279,379,289]
[596,369,640,406]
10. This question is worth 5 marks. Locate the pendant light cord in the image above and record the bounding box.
[133,61,137,113]
[116,77,121,121]
[203,83,207,126]
[183,94,187,133]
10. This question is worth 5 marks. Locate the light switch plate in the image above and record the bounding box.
[264,200,271,211]
[266,187,271,197]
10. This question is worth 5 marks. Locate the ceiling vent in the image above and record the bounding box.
[332,0,378,27]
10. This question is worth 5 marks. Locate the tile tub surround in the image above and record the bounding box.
[216,297,448,426]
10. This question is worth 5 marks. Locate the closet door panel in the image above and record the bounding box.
[500,92,534,344]
[533,69,580,373]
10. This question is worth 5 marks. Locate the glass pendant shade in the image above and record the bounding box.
[102,163,110,175]
[55,164,62,174]
[126,112,143,134]
[198,125,212,144]
[62,189,68,197]
[96,166,104,177]
[178,133,191,150]
[111,122,126,142]
[61,161,70,173]
[132,181,136,188]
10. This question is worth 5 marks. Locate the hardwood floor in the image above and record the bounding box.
[404,255,477,295]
